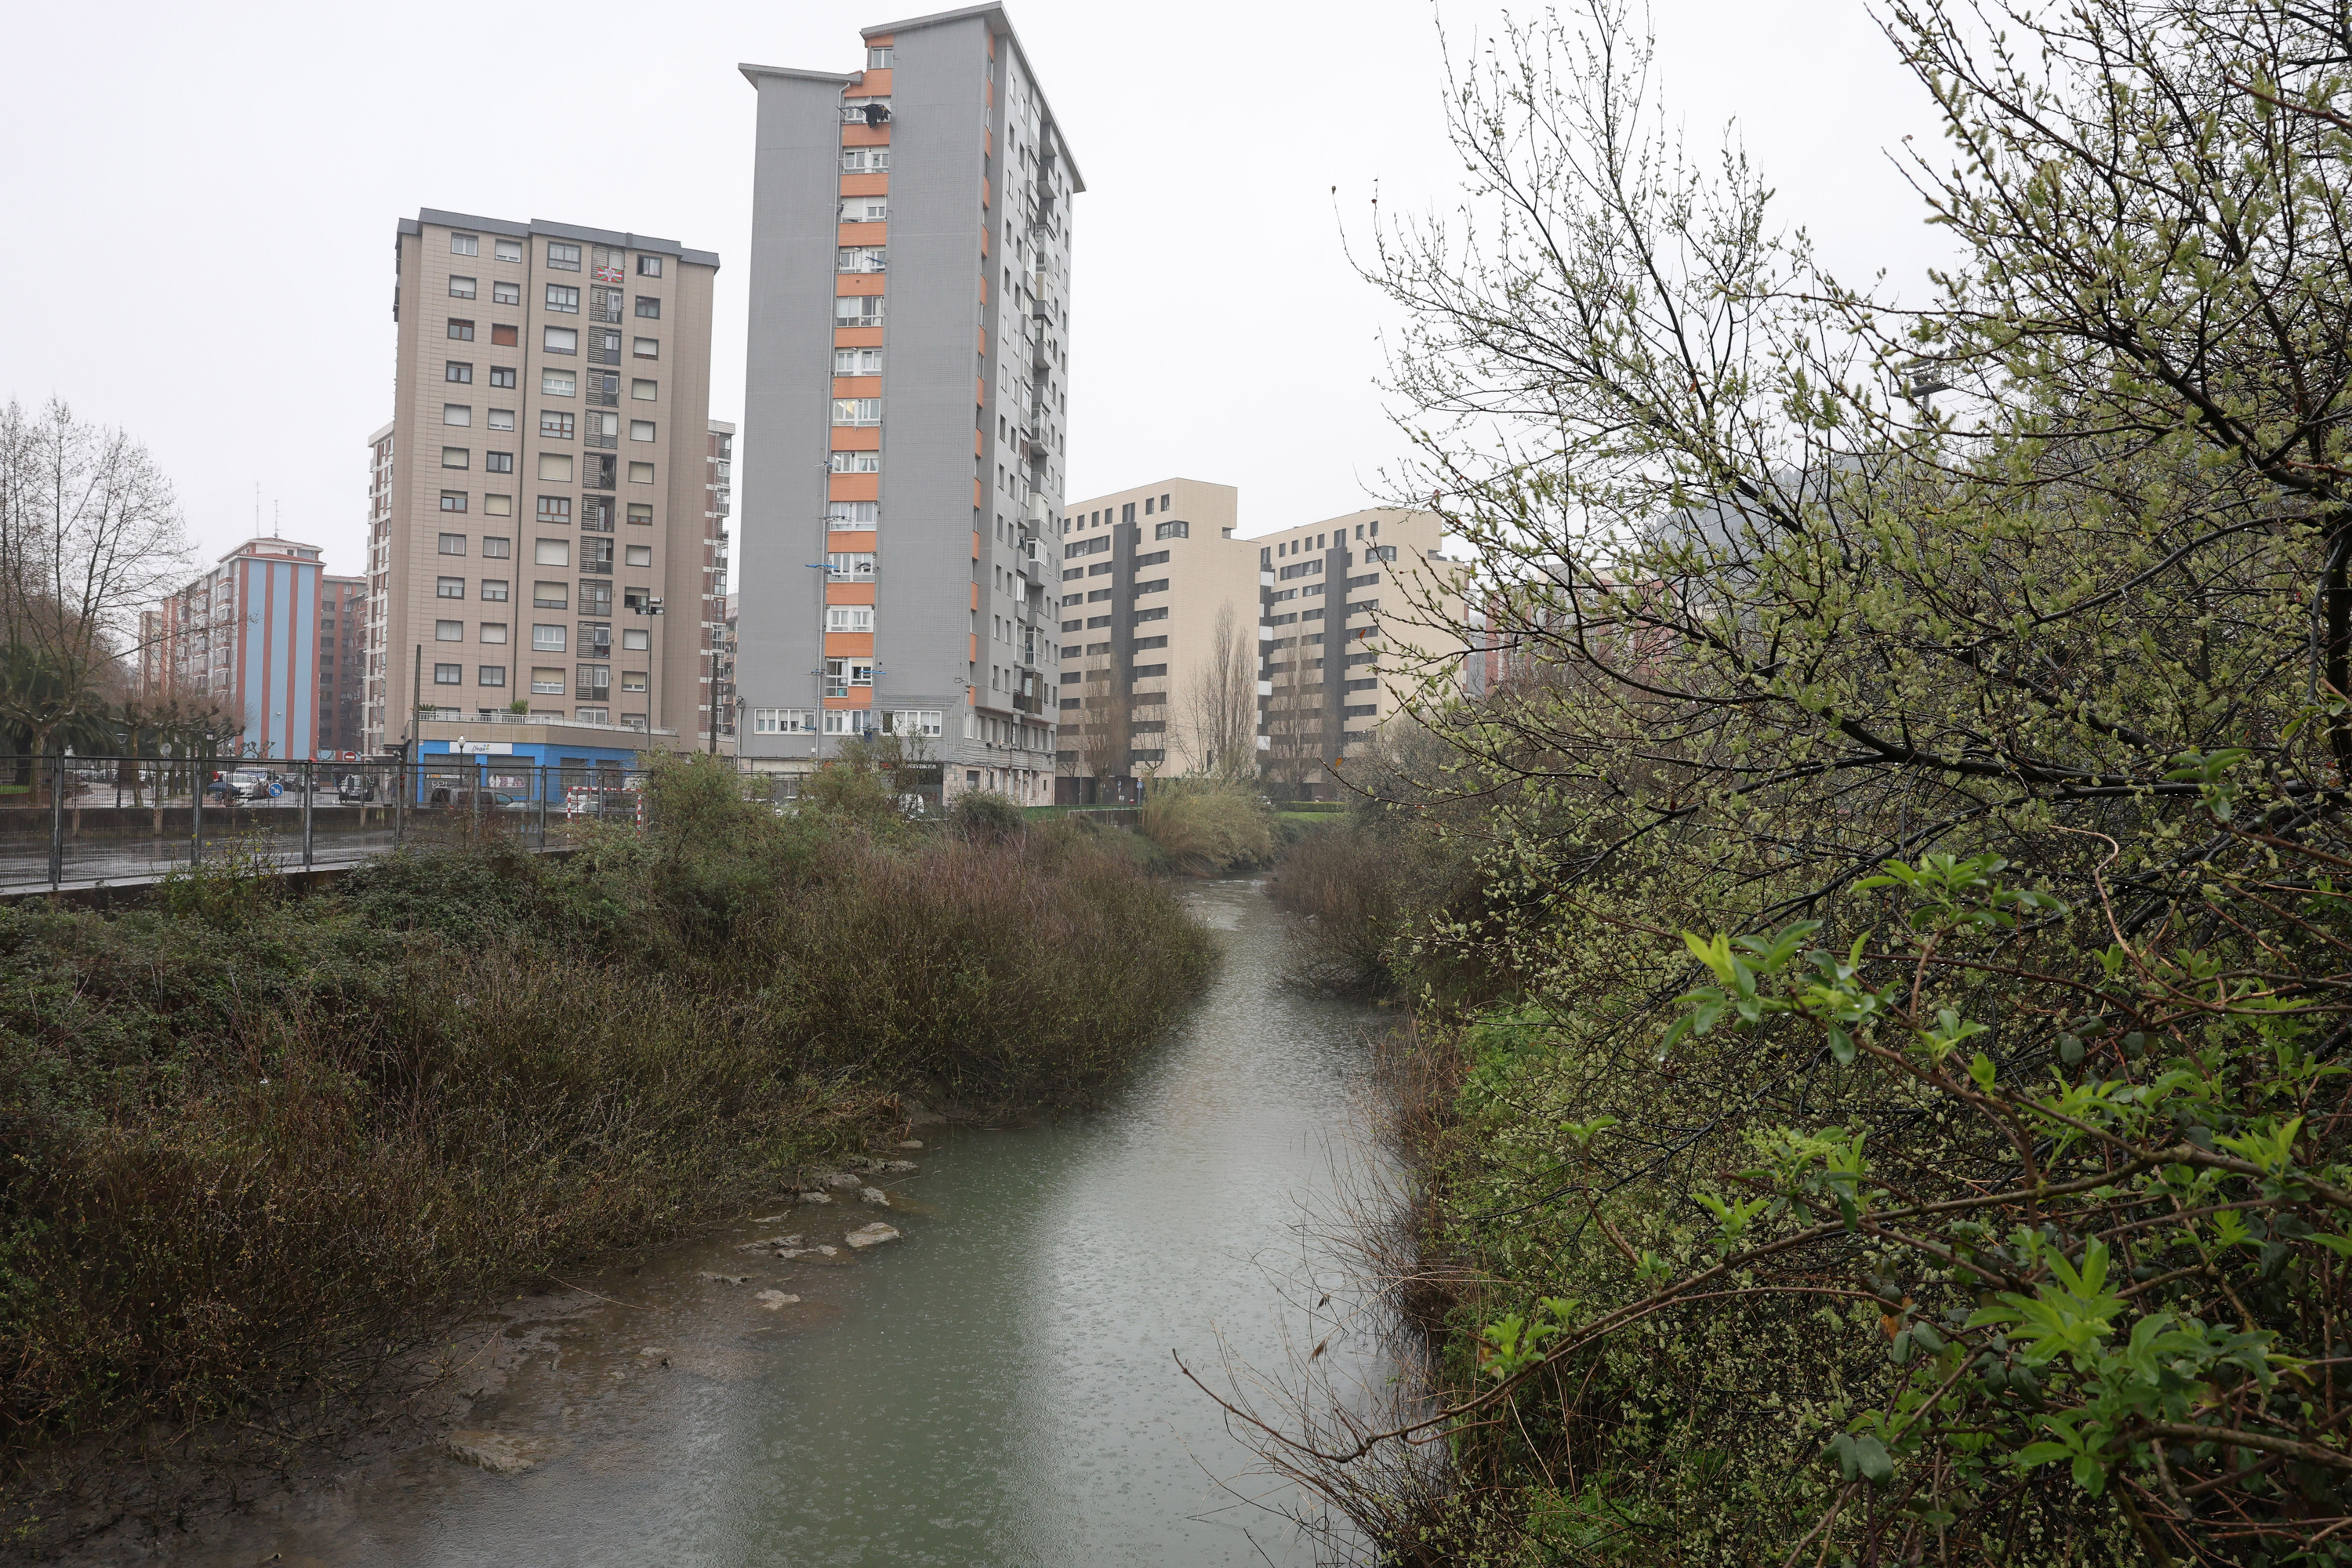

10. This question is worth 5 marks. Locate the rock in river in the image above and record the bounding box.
[753,1290,800,1309]
[860,1186,890,1206]
[443,1431,538,1475]
[800,1191,833,1204]
[821,1171,864,1190]
[845,1222,901,1249]
[696,1271,750,1286]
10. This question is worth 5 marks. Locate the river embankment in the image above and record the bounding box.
[55,877,1396,1567]
[0,757,1215,1558]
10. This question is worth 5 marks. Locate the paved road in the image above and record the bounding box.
[0,832,405,895]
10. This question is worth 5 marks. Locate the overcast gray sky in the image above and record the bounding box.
[2,1,1955,581]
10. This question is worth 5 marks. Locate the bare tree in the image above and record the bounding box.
[1258,659,1325,793]
[1069,658,1131,787]
[0,399,190,793]
[1178,602,1258,780]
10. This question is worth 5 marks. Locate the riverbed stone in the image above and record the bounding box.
[444,1431,536,1475]
[875,1160,920,1173]
[800,1191,833,1204]
[859,1186,889,1206]
[821,1171,862,1190]
[753,1290,800,1309]
[895,1139,924,1150]
[695,1272,749,1287]
[845,1222,901,1249]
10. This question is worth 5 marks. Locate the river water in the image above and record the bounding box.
[192,877,1396,1567]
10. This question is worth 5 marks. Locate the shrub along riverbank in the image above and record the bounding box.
[0,754,1212,1504]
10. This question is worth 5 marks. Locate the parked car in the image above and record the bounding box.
[203,770,276,802]
[336,774,378,803]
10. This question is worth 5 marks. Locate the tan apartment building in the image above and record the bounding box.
[1253,509,1468,793]
[363,209,720,757]
[1053,478,1255,795]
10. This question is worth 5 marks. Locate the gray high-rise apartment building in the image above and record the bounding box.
[364,209,720,754]
[736,5,1079,803]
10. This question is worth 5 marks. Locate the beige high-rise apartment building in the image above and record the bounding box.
[1254,508,1468,792]
[364,209,719,756]
[1053,478,1256,793]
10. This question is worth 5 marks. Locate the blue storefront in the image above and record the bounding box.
[412,736,648,804]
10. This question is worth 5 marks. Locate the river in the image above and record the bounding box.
[183,876,1396,1567]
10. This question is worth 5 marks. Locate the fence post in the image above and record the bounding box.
[538,763,548,849]
[301,758,314,869]
[394,758,406,845]
[192,752,207,868]
[48,756,65,889]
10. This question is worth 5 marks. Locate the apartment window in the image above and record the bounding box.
[838,246,886,274]
[434,662,463,684]
[751,707,811,735]
[437,576,465,599]
[626,503,653,525]
[619,671,648,694]
[441,446,470,470]
[826,552,877,579]
[538,453,575,481]
[492,323,518,347]
[450,232,479,256]
[633,296,661,320]
[534,580,568,608]
[478,666,506,687]
[622,626,651,652]
[531,669,564,695]
[481,535,512,558]
[834,295,884,325]
[632,337,659,359]
[535,495,572,525]
[829,450,881,475]
[544,326,578,354]
[489,365,516,388]
[448,319,474,340]
[543,369,575,397]
[438,532,467,555]
[445,362,473,383]
[434,621,462,642]
[840,198,890,224]
[840,147,891,172]
[535,538,570,567]
[532,625,567,652]
[631,378,659,401]
[637,255,664,278]
[442,404,471,427]
[833,347,883,376]
[1160,493,1171,510]
[481,620,507,641]
[626,419,654,443]
[833,397,881,426]
[545,284,579,314]
[438,492,467,514]
[1134,606,1169,625]
[1155,520,1189,539]
[582,581,614,615]
[547,241,581,271]
[826,605,875,633]
[481,579,510,601]
[582,537,614,574]
[485,451,514,474]
[475,408,512,434]
[492,280,521,305]
[540,410,575,440]
[626,461,654,484]
[1144,498,1154,516]
[448,276,476,299]
[495,238,523,262]
[1134,550,1170,569]
[867,44,893,67]
[1121,503,1136,524]
[827,501,879,529]
[624,544,652,568]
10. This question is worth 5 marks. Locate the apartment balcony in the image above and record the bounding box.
[1011,691,1044,716]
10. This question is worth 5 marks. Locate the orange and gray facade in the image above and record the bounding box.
[736,5,1078,802]
[363,209,720,756]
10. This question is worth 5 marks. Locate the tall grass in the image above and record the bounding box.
[0,754,1213,1488]
[1136,779,1273,874]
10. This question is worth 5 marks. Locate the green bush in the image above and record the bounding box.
[1137,779,1273,873]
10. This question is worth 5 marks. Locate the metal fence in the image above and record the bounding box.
[0,756,645,895]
